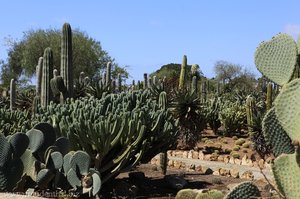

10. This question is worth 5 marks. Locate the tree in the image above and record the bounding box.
[0,28,128,86]
[214,60,256,92]
[214,60,242,84]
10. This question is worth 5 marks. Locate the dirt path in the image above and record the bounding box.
[168,156,273,180]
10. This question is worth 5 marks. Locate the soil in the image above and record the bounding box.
[100,164,273,199]
[100,129,276,199]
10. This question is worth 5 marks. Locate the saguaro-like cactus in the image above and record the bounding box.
[245,96,254,133]
[143,73,148,89]
[106,62,112,88]
[36,57,43,96]
[179,55,187,89]
[10,79,16,110]
[61,22,73,98]
[41,47,54,107]
[191,76,197,94]
[117,73,122,92]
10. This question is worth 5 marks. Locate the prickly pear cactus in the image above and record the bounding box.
[224,181,261,199]
[255,33,297,86]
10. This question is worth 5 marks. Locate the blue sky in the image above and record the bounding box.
[1,1,300,83]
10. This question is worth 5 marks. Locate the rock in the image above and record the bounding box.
[168,160,174,167]
[151,165,158,171]
[229,156,235,164]
[224,156,230,164]
[213,170,220,176]
[164,175,188,190]
[174,160,182,169]
[204,154,212,161]
[246,159,253,167]
[189,164,196,171]
[182,151,188,158]
[114,181,134,198]
[167,150,172,156]
[241,155,248,165]
[188,150,193,159]
[217,155,224,162]
[240,171,254,180]
[192,151,199,159]
[150,157,157,165]
[198,151,205,160]
[230,169,239,178]
[234,158,241,165]
[219,168,230,176]
[258,159,265,168]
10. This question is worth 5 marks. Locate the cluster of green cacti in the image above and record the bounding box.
[203,95,222,133]
[0,108,31,136]
[218,100,246,135]
[33,89,178,183]
[0,122,101,196]
[175,182,260,199]
[255,33,300,198]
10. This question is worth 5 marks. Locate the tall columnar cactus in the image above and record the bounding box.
[143,73,148,89]
[191,76,198,94]
[106,62,112,89]
[10,79,16,110]
[266,82,273,110]
[216,82,220,94]
[117,73,122,92]
[41,47,54,107]
[179,55,187,89]
[36,57,43,96]
[61,22,73,98]
[245,96,254,133]
[159,152,167,175]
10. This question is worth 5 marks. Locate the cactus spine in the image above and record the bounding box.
[10,79,16,110]
[266,82,272,110]
[36,57,43,96]
[41,47,54,107]
[61,22,73,98]
[179,55,187,89]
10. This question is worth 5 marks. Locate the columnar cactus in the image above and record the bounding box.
[117,73,122,92]
[106,62,112,89]
[36,57,43,96]
[179,55,187,89]
[143,73,148,89]
[201,80,207,102]
[61,22,73,98]
[10,79,16,110]
[159,152,167,175]
[41,47,54,107]
[191,76,197,94]
[245,96,254,133]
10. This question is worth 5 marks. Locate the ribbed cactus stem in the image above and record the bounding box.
[143,73,148,89]
[41,47,54,107]
[179,55,187,89]
[246,96,254,133]
[152,76,157,85]
[148,77,152,88]
[112,80,116,93]
[137,80,142,90]
[61,22,73,98]
[206,79,210,93]
[106,62,112,88]
[267,82,273,110]
[191,64,199,77]
[102,72,106,85]
[191,76,197,94]
[117,73,122,92]
[36,57,43,96]
[10,79,16,110]
[217,82,220,94]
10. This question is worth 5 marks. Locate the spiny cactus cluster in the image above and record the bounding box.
[33,89,178,183]
[255,33,300,198]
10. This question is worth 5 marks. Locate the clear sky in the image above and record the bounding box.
[1,1,300,83]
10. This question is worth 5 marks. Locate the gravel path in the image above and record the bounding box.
[168,156,273,180]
